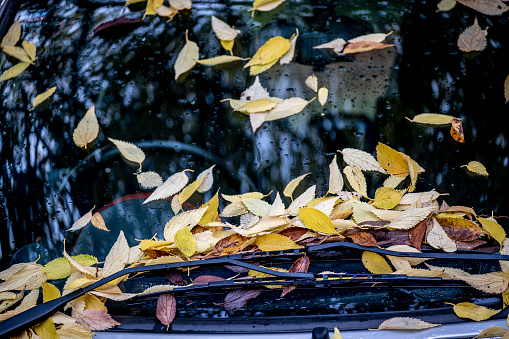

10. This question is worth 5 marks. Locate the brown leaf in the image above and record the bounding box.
[278,227,308,241]
[357,220,390,227]
[193,275,226,285]
[343,41,394,54]
[224,265,251,274]
[456,239,487,250]
[450,118,465,143]
[456,0,508,15]
[348,232,377,246]
[281,255,310,297]
[375,230,411,246]
[436,217,483,241]
[164,269,185,284]
[223,289,263,310]
[457,18,488,52]
[74,309,120,330]
[93,18,145,39]
[211,234,246,256]
[156,293,177,329]
[91,212,109,232]
[408,219,428,250]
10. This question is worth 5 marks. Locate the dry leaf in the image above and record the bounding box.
[199,191,219,225]
[196,56,247,66]
[328,155,344,194]
[15,289,38,312]
[462,161,488,176]
[399,190,440,205]
[156,293,177,329]
[362,251,393,274]
[318,87,328,106]
[242,197,270,217]
[437,0,457,11]
[68,207,94,231]
[235,98,278,114]
[164,206,208,241]
[305,75,318,92]
[174,30,199,80]
[137,171,163,189]
[256,233,303,251]
[478,217,505,246]
[280,29,298,65]
[244,36,290,70]
[108,137,145,169]
[456,0,508,15]
[211,234,245,255]
[377,317,439,330]
[348,32,392,44]
[102,231,129,278]
[73,106,99,149]
[211,16,239,41]
[450,118,465,143]
[343,41,394,54]
[265,97,313,121]
[196,165,215,193]
[451,302,500,321]
[313,38,347,54]
[91,212,109,232]
[2,46,32,63]
[505,74,509,103]
[436,217,482,241]
[284,173,309,198]
[475,326,508,338]
[376,143,410,177]
[348,232,377,246]
[223,289,263,310]
[34,317,58,339]
[373,187,403,209]
[458,18,488,52]
[75,309,121,330]
[56,323,93,338]
[281,254,309,297]
[457,273,509,293]
[0,62,30,82]
[407,113,454,125]
[340,148,387,174]
[248,0,286,16]
[174,227,196,257]
[179,175,206,204]
[388,207,433,230]
[22,41,36,61]
[31,87,57,111]
[169,0,191,10]
[332,327,343,339]
[299,207,336,234]
[1,19,20,47]
[43,255,97,280]
[143,170,190,204]
[427,219,457,252]
[343,166,368,198]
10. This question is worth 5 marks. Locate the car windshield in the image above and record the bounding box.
[1,0,509,336]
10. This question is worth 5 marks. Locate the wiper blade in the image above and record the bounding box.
[1,243,508,337]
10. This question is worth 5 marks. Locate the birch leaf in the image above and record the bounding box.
[427,219,457,252]
[457,273,509,294]
[456,0,508,15]
[475,326,508,338]
[196,165,215,193]
[108,137,145,168]
[2,46,32,63]
[348,32,392,44]
[199,191,219,225]
[245,216,288,235]
[174,30,199,80]
[196,56,247,66]
[383,175,405,189]
[457,18,488,52]
[318,87,328,106]
[299,207,336,234]
[143,170,190,204]
[373,187,403,209]
[74,309,120,330]
[279,29,298,65]
[249,58,278,75]
[478,217,506,246]
[249,0,286,16]
[452,302,500,321]
[462,161,488,176]
[377,317,439,330]
[399,190,440,205]
[174,227,196,257]
[220,202,248,217]
[22,41,36,61]
[437,0,457,11]
[1,19,20,47]
[407,113,454,125]
[343,166,368,198]
[362,251,393,274]
[34,317,58,339]
[376,143,410,177]
[42,282,61,302]
[156,293,177,328]
[211,16,240,41]
[172,195,181,214]
[255,234,302,251]
[268,192,285,216]
[101,230,129,278]
[0,62,30,81]
[287,185,316,215]
[265,97,313,121]
[68,207,94,231]
[284,173,309,198]
[244,36,290,68]
[343,41,394,54]
[31,87,57,111]
[235,98,278,114]
[15,289,38,312]
[450,118,465,143]
[91,212,109,232]
[305,75,318,92]
[137,171,163,189]
[242,197,270,217]
[169,0,192,10]
[241,76,268,101]
[340,148,387,173]
[164,206,208,241]
[388,207,433,230]
[73,106,99,149]
[179,175,206,204]
[313,38,347,54]
[328,154,343,194]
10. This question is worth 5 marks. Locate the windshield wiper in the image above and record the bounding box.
[2,243,509,337]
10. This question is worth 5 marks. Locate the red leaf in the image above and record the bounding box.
[279,227,308,241]
[75,309,120,330]
[281,255,310,297]
[456,240,487,250]
[409,219,428,250]
[223,289,263,310]
[156,293,177,329]
[348,232,377,246]
[164,269,185,284]
[193,275,226,285]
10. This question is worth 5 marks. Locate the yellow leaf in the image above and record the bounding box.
[452,302,500,321]
[15,289,39,312]
[73,106,99,149]
[462,161,488,176]
[1,19,20,47]
[249,58,278,75]
[373,187,403,209]
[91,212,109,231]
[475,326,508,338]
[265,97,313,121]
[343,166,367,198]
[235,98,277,113]
[223,192,265,203]
[169,0,192,10]
[31,86,56,111]
[199,191,219,225]
[220,202,248,217]
[242,197,271,217]
[108,137,145,169]
[348,32,392,44]
[143,170,190,204]
[1,45,32,63]
[318,87,328,106]
[164,206,209,241]
[175,227,197,257]
[22,41,36,61]
[457,0,507,16]
[362,251,393,274]
[255,233,302,251]
[298,207,336,234]
[175,30,199,80]
[244,36,290,68]
[56,323,94,339]
[196,55,247,66]
[405,154,419,192]
[0,61,30,81]
[283,173,309,198]
[42,255,98,280]
[437,0,457,11]
[211,16,240,41]
[376,143,410,177]
[331,327,343,339]
[42,282,61,302]
[279,29,298,65]
[457,18,487,52]
[305,75,318,92]
[179,175,206,204]
[352,200,380,224]
[478,217,506,247]
[406,113,454,125]
[249,0,286,16]
[143,0,157,17]
[34,317,58,339]
[220,39,235,52]
[377,317,439,330]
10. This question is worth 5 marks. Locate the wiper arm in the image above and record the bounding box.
[2,243,509,337]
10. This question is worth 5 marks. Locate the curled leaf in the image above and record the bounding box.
[0,62,30,82]
[31,86,56,111]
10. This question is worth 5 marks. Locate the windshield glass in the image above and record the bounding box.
[1,0,509,335]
